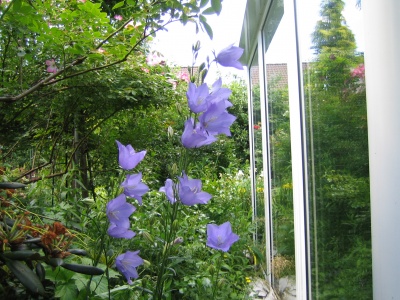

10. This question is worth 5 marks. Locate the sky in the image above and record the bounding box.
[151,0,247,83]
[151,0,364,80]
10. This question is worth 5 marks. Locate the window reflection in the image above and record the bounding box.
[249,51,266,254]
[300,0,372,298]
[263,0,296,297]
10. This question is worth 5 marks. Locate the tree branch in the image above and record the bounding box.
[0,15,179,103]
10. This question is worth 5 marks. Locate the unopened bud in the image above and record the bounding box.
[173,237,183,244]
[194,40,201,52]
[175,102,182,114]
[171,163,178,175]
[167,126,174,138]
[199,62,206,72]
[143,259,151,268]
[201,69,208,82]
[142,231,154,244]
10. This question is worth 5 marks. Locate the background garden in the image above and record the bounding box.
[0,0,259,299]
[0,0,372,299]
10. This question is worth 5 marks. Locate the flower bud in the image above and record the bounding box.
[173,237,183,244]
[167,126,174,139]
[175,102,182,115]
[141,231,154,244]
[143,259,151,268]
[171,163,178,175]
[193,40,201,52]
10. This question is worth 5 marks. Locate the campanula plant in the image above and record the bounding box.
[103,43,243,299]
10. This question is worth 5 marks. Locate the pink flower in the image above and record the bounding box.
[177,71,190,83]
[114,15,123,21]
[45,59,58,74]
[97,48,106,54]
[146,53,164,66]
[351,64,365,79]
[141,68,150,73]
[167,78,178,89]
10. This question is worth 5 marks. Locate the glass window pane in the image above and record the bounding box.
[298,0,372,298]
[249,50,267,252]
[262,0,296,297]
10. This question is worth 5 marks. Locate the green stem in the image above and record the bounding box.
[211,252,223,300]
[154,201,180,299]
[153,145,191,299]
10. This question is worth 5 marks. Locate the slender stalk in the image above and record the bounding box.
[154,200,180,299]
[154,146,191,299]
[211,252,223,300]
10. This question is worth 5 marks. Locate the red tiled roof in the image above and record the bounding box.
[250,62,311,89]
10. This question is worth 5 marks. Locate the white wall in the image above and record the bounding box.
[364,0,400,298]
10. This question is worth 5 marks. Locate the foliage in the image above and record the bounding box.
[306,0,371,297]
[0,0,259,299]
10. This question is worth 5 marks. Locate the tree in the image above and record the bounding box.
[311,0,359,93]
[0,0,222,195]
[307,0,372,298]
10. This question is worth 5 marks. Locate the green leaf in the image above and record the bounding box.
[61,263,104,275]
[112,1,125,10]
[48,257,65,268]
[45,266,75,282]
[2,250,41,260]
[55,279,79,300]
[182,13,188,25]
[200,0,210,8]
[6,259,45,296]
[0,182,26,189]
[11,0,22,11]
[211,0,222,15]
[184,3,200,13]
[199,16,213,40]
[202,7,215,15]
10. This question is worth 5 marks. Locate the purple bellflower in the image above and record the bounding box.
[178,172,212,206]
[206,221,239,252]
[116,140,146,170]
[121,173,149,205]
[106,194,136,226]
[115,250,144,284]
[108,222,136,239]
[207,78,233,108]
[159,178,177,204]
[199,101,237,136]
[187,82,210,113]
[215,45,244,70]
[181,118,217,148]
[106,194,136,239]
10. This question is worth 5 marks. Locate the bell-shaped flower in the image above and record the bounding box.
[215,45,244,70]
[116,140,146,170]
[206,221,239,252]
[115,250,144,284]
[199,101,237,136]
[121,173,149,205]
[207,78,233,108]
[181,118,217,148]
[187,82,210,113]
[106,194,136,227]
[178,172,212,206]
[159,178,177,204]
[108,222,136,239]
